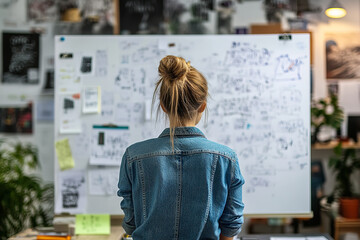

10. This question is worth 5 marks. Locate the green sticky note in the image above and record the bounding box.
[75,214,110,235]
[55,138,75,171]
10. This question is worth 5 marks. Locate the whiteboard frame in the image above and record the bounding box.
[54,34,312,217]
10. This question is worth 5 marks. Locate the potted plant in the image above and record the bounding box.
[329,143,360,218]
[311,94,344,144]
[0,140,53,239]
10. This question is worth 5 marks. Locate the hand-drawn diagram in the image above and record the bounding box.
[56,170,86,214]
[90,126,130,166]
[69,123,90,160]
[274,54,304,81]
[88,168,119,195]
[95,50,108,77]
[224,42,271,67]
[115,68,146,100]
[101,91,114,117]
[114,102,131,123]
[83,86,101,113]
[115,102,144,124]
[130,44,165,63]
[203,41,310,198]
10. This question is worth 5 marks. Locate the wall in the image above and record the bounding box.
[308,0,360,99]
[0,0,55,183]
[233,0,267,29]
[0,0,360,206]
[307,0,360,197]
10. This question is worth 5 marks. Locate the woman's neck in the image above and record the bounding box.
[170,120,196,127]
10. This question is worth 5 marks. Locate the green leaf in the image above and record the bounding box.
[0,139,53,239]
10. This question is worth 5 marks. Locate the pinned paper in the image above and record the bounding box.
[75,214,110,235]
[101,91,114,117]
[59,93,82,134]
[339,81,360,114]
[83,86,101,114]
[95,50,108,77]
[79,53,95,76]
[90,125,129,166]
[55,138,75,170]
[37,98,54,122]
[55,170,86,214]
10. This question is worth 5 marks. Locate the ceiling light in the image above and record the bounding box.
[325,0,347,18]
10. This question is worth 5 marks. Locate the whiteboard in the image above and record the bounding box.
[55,34,311,216]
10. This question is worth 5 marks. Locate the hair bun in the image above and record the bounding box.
[158,55,190,82]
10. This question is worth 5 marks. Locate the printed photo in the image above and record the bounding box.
[28,0,57,22]
[326,32,360,79]
[0,103,33,134]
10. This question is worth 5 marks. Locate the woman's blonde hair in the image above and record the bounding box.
[153,55,208,149]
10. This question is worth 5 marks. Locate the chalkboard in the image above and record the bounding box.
[2,32,40,84]
[54,35,311,216]
[119,0,164,34]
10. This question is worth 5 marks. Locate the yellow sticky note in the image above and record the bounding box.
[55,138,75,170]
[75,214,110,235]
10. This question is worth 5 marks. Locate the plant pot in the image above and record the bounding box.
[340,197,360,219]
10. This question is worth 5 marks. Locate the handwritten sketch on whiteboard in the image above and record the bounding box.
[88,168,119,195]
[101,91,114,118]
[95,50,108,77]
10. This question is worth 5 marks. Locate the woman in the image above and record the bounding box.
[118,55,244,240]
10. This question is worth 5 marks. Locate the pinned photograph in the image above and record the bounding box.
[0,103,33,134]
[80,56,93,73]
[28,0,57,22]
[79,53,95,75]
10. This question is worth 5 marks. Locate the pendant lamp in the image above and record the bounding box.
[325,0,347,18]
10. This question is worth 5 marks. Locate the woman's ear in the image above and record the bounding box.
[198,102,206,113]
[160,102,167,113]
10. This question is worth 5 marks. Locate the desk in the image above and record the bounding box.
[241,234,333,240]
[334,217,360,240]
[9,226,125,240]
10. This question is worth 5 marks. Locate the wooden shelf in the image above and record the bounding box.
[335,217,360,240]
[312,140,360,150]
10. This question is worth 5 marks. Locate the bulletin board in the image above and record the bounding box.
[54,34,311,217]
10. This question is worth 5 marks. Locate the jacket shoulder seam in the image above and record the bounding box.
[127,150,237,164]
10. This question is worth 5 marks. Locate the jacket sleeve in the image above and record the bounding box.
[219,156,245,237]
[117,149,136,235]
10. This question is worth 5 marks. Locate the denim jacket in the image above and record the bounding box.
[117,127,245,240]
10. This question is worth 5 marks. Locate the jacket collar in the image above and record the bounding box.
[159,127,206,138]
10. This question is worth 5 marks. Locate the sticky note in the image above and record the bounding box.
[75,214,110,235]
[55,138,75,170]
